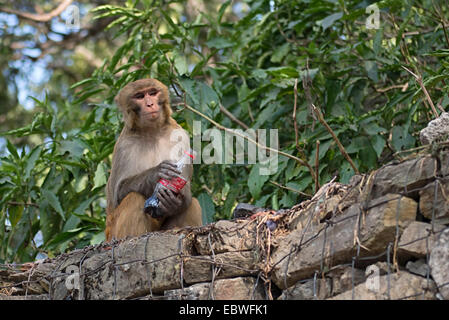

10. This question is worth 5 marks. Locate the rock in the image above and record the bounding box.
[419,179,449,224]
[164,283,211,300]
[371,155,436,199]
[50,232,187,299]
[271,194,417,289]
[367,261,390,275]
[329,271,436,300]
[50,249,104,300]
[183,251,259,284]
[194,220,257,255]
[429,227,449,299]
[327,266,366,296]
[232,203,267,219]
[278,278,332,300]
[164,277,264,300]
[398,221,445,259]
[420,112,449,145]
[439,151,449,176]
[406,259,430,277]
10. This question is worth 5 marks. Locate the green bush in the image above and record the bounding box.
[1,0,449,262]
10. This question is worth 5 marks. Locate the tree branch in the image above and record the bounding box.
[0,0,74,22]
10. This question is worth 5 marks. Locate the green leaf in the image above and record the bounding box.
[248,164,270,199]
[160,9,183,37]
[319,12,343,31]
[197,193,215,225]
[373,28,383,56]
[73,88,104,104]
[223,186,240,219]
[206,37,234,49]
[365,61,379,82]
[7,209,31,256]
[271,43,290,63]
[271,193,279,210]
[24,146,42,181]
[8,205,24,228]
[279,192,296,208]
[74,195,98,215]
[346,136,369,154]
[41,189,65,220]
[287,175,312,192]
[90,232,105,245]
[72,213,104,225]
[266,66,299,78]
[254,194,270,207]
[174,53,188,76]
[70,78,97,90]
[339,162,354,184]
[58,139,87,161]
[370,135,386,158]
[362,122,386,135]
[93,163,108,189]
[46,228,83,250]
[6,139,19,160]
[0,209,6,242]
[178,78,219,117]
[391,125,415,151]
[62,214,81,233]
[218,0,231,23]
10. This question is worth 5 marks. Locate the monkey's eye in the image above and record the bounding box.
[134,93,145,99]
[149,90,158,96]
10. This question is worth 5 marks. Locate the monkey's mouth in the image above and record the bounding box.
[144,111,160,119]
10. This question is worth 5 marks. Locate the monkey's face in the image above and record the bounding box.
[132,87,162,122]
[116,79,172,130]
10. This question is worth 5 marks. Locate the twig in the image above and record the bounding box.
[312,104,360,175]
[177,102,311,169]
[392,144,429,157]
[0,0,74,22]
[7,202,39,208]
[269,180,311,198]
[315,140,320,193]
[433,1,449,48]
[437,96,446,113]
[291,79,317,184]
[293,79,299,149]
[219,104,250,130]
[375,83,409,93]
[402,66,439,118]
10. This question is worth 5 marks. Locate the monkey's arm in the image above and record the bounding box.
[116,161,181,208]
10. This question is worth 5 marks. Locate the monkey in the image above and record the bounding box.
[104,78,202,241]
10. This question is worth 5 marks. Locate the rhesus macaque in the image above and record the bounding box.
[105,78,202,241]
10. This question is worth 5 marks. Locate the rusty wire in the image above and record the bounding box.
[1,153,449,300]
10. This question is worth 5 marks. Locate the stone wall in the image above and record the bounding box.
[1,150,448,300]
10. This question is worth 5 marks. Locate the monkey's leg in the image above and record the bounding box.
[161,197,202,230]
[105,192,164,241]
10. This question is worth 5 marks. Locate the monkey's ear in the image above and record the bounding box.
[114,90,124,111]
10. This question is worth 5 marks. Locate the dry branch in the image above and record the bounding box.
[311,104,360,175]
[0,0,74,22]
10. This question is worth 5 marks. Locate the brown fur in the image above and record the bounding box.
[105,79,202,241]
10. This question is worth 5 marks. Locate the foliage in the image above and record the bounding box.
[1,0,449,262]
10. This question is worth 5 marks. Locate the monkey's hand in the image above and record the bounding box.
[157,188,185,217]
[157,160,181,180]
[147,160,181,186]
